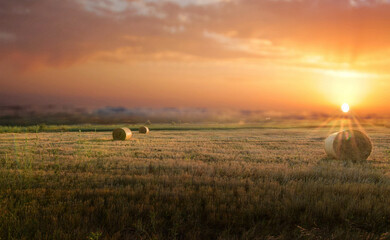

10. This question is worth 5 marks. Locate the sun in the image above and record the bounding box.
[341,103,350,113]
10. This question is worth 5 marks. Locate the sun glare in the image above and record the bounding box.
[318,70,374,109]
[341,103,350,113]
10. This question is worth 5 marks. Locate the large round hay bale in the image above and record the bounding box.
[139,126,149,134]
[112,128,132,141]
[324,130,372,161]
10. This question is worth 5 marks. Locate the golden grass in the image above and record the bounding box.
[0,127,390,239]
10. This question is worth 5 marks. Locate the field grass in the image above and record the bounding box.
[1,125,390,239]
[0,121,323,133]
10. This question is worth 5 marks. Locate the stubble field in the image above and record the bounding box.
[1,126,390,239]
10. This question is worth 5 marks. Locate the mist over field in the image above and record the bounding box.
[0,104,384,126]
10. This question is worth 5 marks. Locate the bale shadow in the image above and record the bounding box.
[317,155,373,167]
[86,139,112,143]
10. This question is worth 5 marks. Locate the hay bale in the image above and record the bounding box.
[325,130,372,161]
[139,126,149,134]
[112,128,132,141]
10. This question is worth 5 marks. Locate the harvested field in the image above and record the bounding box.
[1,126,390,239]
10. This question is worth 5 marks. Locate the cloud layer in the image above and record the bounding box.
[1,0,390,70]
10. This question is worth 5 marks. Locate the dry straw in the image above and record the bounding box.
[325,130,372,161]
[112,128,132,141]
[139,126,150,134]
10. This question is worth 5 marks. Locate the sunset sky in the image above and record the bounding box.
[1,0,390,114]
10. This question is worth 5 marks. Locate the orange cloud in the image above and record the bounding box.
[1,0,390,69]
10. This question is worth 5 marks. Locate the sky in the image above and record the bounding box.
[1,0,390,114]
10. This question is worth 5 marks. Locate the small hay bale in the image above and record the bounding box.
[139,126,149,134]
[324,130,372,161]
[112,128,132,141]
